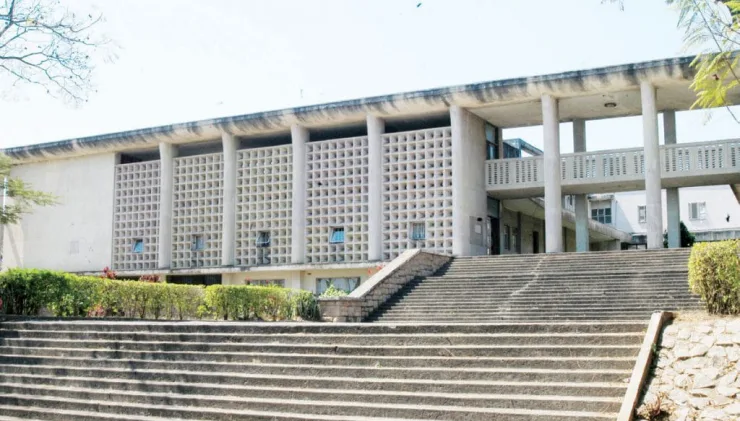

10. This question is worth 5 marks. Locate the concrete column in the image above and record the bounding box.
[450,105,488,256]
[221,132,238,266]
[367,115,385,261]
[516,212,522,254]
[572,119,589,252]
[641,81,664,249]
[157,142,178,269]
[664,110,680,248]
[542,94,563,253]
[291,125,309,264]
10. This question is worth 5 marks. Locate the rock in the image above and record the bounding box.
[695,367,721,387]
[716,334,734,346]
[710,355,731,370]
[708,346,728,358]
[696,324,714,334]
[701,408,729,420]
[732,333,740,344]
[678,328,692,340]
[716,385,739,397]
[691,388,715,397]
[719,371,738,387]
[661,335,676,349]
[727,320,740,334]
[676,345,709,360]
[726,402,740,415]
[728,347,740,362]
[691,332,706,343]
[670,388,692,405]
[674,407,693,421]
[675,373,692,388]
[664,325,679,335]
[689,397,710,409]
[701,335,717,348]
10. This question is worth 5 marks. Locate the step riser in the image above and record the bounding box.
[0,373,627,397]
[0,333,644,346]
[0,396,618,421]
[0,384,622,413]
[0,349,635,369]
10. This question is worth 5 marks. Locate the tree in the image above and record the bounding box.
[0,154,56,225]
[604,0,740,121]
[0,0,109,104]
[664,221,696,248]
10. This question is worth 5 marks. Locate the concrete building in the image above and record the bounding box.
[3,54,739,292]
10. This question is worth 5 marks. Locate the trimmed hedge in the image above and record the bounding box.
[0,269,319,321]
[688,240,740,314]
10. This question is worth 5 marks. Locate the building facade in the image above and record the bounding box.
[3,54,739,292]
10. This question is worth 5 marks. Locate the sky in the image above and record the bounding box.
[1,0,738,153]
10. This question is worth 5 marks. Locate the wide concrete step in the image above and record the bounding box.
[0,395,617,421]
[0,358,632,383]
[0,330,645,346]
[0,347,636,369]
[0,340,640,357]
[0,382,623,413]
[0,367,630,396]
[0,320,649,334]
[377,303,700,313]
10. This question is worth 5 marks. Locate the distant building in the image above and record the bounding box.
[3,54,739,292]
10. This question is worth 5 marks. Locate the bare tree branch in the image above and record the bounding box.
[0,0,111,104]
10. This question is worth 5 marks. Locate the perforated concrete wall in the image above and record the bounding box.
[171,153,224,269]
[306,136,369,264]
[382,127,454,260]
[112,161,161,271]
[236,145,293,266]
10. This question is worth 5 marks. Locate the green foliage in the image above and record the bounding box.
[319,285,349,297]
[688,240,740,314]
[0,154,58,225]
[0,269,319,321]
[664,221,696,248]
[203,285,319,321]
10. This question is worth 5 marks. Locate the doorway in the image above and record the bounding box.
[532,231,540,254]
[488,216,501,255]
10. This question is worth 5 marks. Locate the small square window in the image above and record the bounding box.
[689,202,707,221]
[256,231,270,248]
[192,234,205,251]
[638,206,647,224]
[410,222,426,240]
[132,239,144,254]
[329,227,345,244]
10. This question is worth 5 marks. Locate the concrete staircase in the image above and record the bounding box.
[0,319,642,420]
[369,248,702,323]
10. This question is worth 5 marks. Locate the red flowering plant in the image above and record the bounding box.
[101,267,117,280]
[138,274,159,283]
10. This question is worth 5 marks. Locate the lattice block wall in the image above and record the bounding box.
[112,161,161,271]
[236,145,293,266]
[171,153,224,268]
[382,127,453,260]
[306,136,369,263]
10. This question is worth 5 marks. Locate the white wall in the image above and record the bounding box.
[451,107,488,256]
[613,186,740,235]
[3,153,117,272]
[223,268,372,293]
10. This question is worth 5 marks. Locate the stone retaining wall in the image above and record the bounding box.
[318,249,451,322]
[639,318,740,421]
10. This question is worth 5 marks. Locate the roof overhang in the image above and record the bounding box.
[6,54,734,164]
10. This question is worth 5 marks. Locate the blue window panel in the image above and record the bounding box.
[132,239,144,254]
[329,228,345,244]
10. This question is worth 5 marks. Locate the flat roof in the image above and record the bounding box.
[6,54,729,164]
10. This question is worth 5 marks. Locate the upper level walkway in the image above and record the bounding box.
[486,138,740,199]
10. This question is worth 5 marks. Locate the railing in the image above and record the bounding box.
[486,139,740,192]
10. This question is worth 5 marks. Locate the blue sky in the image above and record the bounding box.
[0,0,737,152]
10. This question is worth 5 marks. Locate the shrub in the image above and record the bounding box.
[688,240,740,314]
[203,284,319,321]
[0,269,316,321]
[319,285,349,298]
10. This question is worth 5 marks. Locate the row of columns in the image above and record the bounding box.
[155,115,392,270]
[543,82,680,253]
